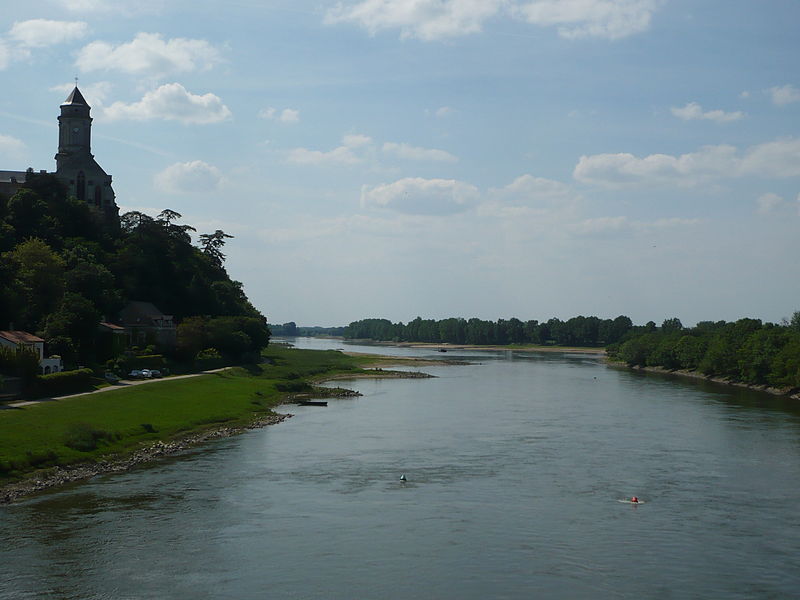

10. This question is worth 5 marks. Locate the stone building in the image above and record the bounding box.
[0,85,118,219]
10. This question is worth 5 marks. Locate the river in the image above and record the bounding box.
[2,337,799,599]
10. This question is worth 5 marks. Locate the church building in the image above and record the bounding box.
[0,86,118,218]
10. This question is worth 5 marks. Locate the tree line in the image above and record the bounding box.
[343,315,635,346]
[608,315,800,389]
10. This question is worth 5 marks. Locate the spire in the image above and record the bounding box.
[62,86,89,108]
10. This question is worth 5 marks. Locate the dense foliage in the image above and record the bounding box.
[0,174,268,369]
[269,322,346,337]
[608,315,800,389]
[344,315,634,346]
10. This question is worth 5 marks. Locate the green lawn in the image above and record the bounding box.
[0,347,366,480]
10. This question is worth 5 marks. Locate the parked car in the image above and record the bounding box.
[149,369,163,378]
[140,369,152,378]
[104,372,120,384]
[128,369,143,379]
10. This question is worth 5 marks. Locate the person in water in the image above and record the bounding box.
[631,496,639,503]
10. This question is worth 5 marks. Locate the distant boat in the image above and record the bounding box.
[438,348,448,353]
[298,400,327,406]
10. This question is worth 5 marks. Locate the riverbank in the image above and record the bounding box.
[343,339,607,355]
[610,361,800,400]
[0,347,436,504]
[1,413,291,504]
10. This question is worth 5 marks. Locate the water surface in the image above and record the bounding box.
[2,338,799,599]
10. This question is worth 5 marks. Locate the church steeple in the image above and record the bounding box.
[63,85,89,107]
[53,85,117,218]
[56,85,93,167]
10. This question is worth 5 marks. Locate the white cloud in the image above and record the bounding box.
[493,174,576,203]
[342,133,373,148]
[574,138,800,187]
[8,19,88,47]
[435,106,453,118]
[259,107,300,123]
[382,142,458,162]
[0,41,9,70]
[286,134,373,165]
[513,0,662,40]
[154,160,222,194]
[742,138,800,177]
[103,83,232,124]
[54,0,164,15]
[325,0,505,40]
[325,0,662,40]
[756,193,784,215]
[76,32,221,78]
[768,84,800,106]
[0,134,27,160]
[278,108,300,123]
[479,174,579,220]
[287,146,362,166]
[361,177,480,215]
[670,101,744,123]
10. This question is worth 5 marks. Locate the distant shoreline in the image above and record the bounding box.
[340,339,607,355]
[609,362,800,400]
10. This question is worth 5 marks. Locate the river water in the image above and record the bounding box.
[2,338,799,599]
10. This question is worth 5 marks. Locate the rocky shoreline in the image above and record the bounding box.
[614,363,800,400]
[0,412,292,505]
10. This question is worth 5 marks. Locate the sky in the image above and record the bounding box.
[1,0,798,327]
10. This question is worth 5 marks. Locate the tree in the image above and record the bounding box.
[156,209,183,225]
[198,230,234,268]
[120,211,154,233]
[5,238,66,330]
[789,311,800,333]
[43,293,102,365]
[661,317,683,333]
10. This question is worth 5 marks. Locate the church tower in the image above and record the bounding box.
[54,86,117,217]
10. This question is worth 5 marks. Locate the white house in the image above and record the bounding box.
[0,330,63,374]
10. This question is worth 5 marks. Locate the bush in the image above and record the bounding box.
[195,348,227,370]
[28,368,94,398]
[63,422,118,452]
[110,353,166,373]
[275,381,311,393]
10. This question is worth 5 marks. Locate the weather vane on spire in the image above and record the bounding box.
[74,75,79,87]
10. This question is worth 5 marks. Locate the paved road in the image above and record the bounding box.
[3,368,231,409]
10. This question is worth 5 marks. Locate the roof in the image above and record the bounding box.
[120,301,174,326]
[62,86,89,107]
[0,330,45,344]
[0,170,29,184]
[99,322,126,331]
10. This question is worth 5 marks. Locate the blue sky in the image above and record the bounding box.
[1,0,798,327]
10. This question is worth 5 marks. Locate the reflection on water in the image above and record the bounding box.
[2,337,800,599]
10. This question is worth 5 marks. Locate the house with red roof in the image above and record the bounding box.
[0,330,63,374]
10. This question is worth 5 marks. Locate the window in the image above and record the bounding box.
[77,171,86,201]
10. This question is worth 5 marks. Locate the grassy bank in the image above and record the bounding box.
[0,346,367,483]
